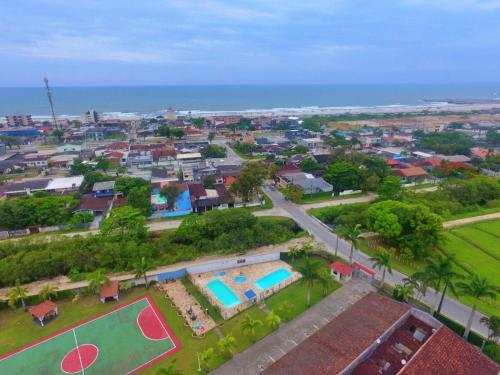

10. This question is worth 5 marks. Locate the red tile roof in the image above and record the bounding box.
[76,196,113,212]
[99,280,119,299]
[276,165,301,176]
[425,156,443,168]
[30,300,57,319]
[396,167,428,177]
[263,293,410,375]
[224,175,236,188]
[330,260,354,275]
[401,326,499,375]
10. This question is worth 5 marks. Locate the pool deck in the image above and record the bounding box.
[192,260,301,319]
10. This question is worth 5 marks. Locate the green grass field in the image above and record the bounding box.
[298,192,365,205]
[0,297,178,374]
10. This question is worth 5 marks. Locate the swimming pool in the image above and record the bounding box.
[207,279,241,308]
[255,268,292,290]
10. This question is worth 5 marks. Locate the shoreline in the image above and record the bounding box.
[22,101,500,122]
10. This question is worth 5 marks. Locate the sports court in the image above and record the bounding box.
[0,296,181,375]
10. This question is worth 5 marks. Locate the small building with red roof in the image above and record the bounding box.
[99,280,120,303]
[30,300,58,326]
[330,260,354,282]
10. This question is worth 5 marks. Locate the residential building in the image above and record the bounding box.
[5,114,33,127]
[263,293,499,375]
[45,176,84,193]
[82,109,99,124]
[92,181,115,197]
[0,179,50,198]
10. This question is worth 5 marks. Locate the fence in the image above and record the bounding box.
[0,223,91,240]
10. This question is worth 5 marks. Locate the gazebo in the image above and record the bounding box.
[330,260,354,282]
[99,280,120,303]
[30,301,59,326]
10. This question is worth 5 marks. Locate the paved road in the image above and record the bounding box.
[213,279,374,375]
[443,212,500,228]
[262,186,490,337]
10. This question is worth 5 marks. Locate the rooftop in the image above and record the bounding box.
[46,176,84,190]
[100,280,119,299]
[92,180,115,191]
[330,260,354,275]
[30,300,57,319]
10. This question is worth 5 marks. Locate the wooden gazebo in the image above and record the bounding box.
[30,301,59,326]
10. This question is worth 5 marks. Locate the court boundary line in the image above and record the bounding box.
[0,294,180,368]
[126,296,181,375]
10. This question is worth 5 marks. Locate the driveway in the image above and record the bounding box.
[212,279,374,375]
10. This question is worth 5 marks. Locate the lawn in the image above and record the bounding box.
[451,226,500,259]
[298,191,365,205]
[474,220,500,237]
[265,256,342,322]
[443,206,500,220]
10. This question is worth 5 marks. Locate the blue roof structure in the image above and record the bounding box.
[244,289,257,299]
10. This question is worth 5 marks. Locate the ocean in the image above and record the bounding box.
[0,83,499,117]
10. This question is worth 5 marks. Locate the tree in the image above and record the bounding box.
[127,186,152,216]
[95,156,112,172]
[39,284,58,301]
[370,249,392,290]
[297,259,322,306]
[157,125,171,138]
[202,144,226,158]
[377,176,403,201]
[7,279,28,311]
[134,257,153,289]
[160,184,180,210]
[199,347,215,371]
[203,175,216,189]
[218,335,236,357]
[403,275,428,302]
[115,165,127,176]
[155,359,182,375]
[100,206,147,241]
[51,129,64,143]
[230,162,268,202]
[393,284,414,303]
[266,310,281,330]
[324,161,359,193]
[69,212,94,225]
[283,184,304,203]
[480,315,500,342]
[412,255,461,315]
[318,268,335,296]
[288,245,302,263]
[87,270,110,295]
[339,224,362,263]
[241,314,263,341]
[191,117,205,129]
[208,132,215,143]
[71,157,93,175]
[170,128,185,139]
[457,275,498,339]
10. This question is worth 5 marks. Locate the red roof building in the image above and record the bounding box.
[330,260,354,275]
[99,280,120,303]
[30,301,58,326]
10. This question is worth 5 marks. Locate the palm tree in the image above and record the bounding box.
[155,359,182,375]
[217,335,236,357]
[288,246,302,264]
[370,249,393,290]
[339,224,362,263]
[277,301,295,320]
[7,279,28,311]
[403,275,428,302]
[266,310,281,330]
[39,284,58,301]
[393,284,414,303]
[412,255,461,315]
[199,347,214,371]
[241,314,263,341]
[480,315,500,343]
[134,257,153,289]
[87,270,110,295]
[318,268,335,296]
[457,275,498,339]
[297,259,322,306]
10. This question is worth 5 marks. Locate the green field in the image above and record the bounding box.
[0,297,177,374]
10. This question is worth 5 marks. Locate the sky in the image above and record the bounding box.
[1,0,500,86]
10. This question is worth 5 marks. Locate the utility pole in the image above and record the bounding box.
[44,77,58,128]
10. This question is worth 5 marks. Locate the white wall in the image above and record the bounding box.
[186,252,280,275]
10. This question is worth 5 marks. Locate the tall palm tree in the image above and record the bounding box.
[7,279,28,311]
[457,275,498,339]
[370,249,393,290]
[266,310,281,330]
[217,335,236,357]
[87,270,110,295]
[393,284,414,303]
[297,259,322,306]
[39,284,58,301]
[288,246,301,264]
[134,257,153,289]
[412,255,461,315]
[403,275,428,302]
[480,315,500,343]
[339,224,362,263]
[241,314,263,340]
[318,268,335,296]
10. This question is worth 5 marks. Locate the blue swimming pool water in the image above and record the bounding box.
[207,279,241,308]
[234,276,247,283]
[254,268,292,290]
